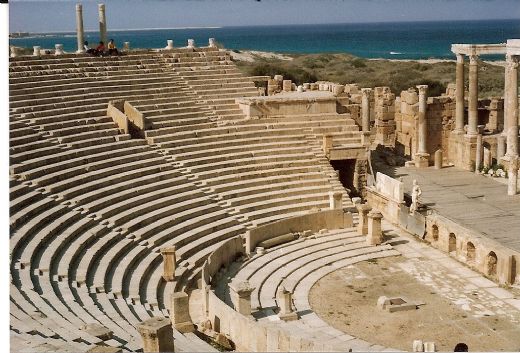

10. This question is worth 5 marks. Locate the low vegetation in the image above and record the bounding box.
[234,53,506,98]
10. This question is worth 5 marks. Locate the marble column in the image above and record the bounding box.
[505,55,519,158]
[475,133,483,173]
[208,38,216,48]
[415,85,430,168]
[497,135,506,159]
[467,54,479,136]
[508,156,518,196]
[98,4,107,45]
[76,4,85,53]
[504,57,510,136]
[361,88,372,145]
[455,53,465,133]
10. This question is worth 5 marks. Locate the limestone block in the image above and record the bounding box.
[329,191,343,210]
[297,85,304,92]
[170,292,194,333]
[215,333,233,350]
[81,323,113,341]
[229,280,255,316]
[323,134,333,154]
[277,286,298,321]
[160,247,176,282]
[356,203,372,235]
[367,210,383,246]
[137,317,174,353]
[333,84,344,95]
[274,74,283,82]
[434,149,443,169]
[424,342,436,352]
[303,83,310,90]
[343,211,353,228]
[282,80,292,92]
[413,340,424,352]
[291,83,297,91]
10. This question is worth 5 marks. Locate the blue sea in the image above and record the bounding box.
[9,19,520,60]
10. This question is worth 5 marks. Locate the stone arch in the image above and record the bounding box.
[448,233,457,253]
[431,224,439,241]
[466,242,476,263]
[486,251,498,277]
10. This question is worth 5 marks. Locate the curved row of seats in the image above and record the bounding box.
[213,228,400,351]
[9,47,364,352]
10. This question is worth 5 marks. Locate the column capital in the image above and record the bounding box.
[361,88,372,97]
[456,53,465,64]
[76,3,82,11]
[469,54,479,64]
[416,85,428,96]
[506,54,519,69]
[98,3,105,10]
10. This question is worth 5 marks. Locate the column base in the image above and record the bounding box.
[278,311,298,322]
[174,321,195,333]
[361,132,371,146]
[414,153,430,168]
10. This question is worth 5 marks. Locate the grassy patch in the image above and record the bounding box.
[234,53,505,97]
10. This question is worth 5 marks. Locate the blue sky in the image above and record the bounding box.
[9,0,520,33]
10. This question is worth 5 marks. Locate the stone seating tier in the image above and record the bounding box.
[9,48,365,351]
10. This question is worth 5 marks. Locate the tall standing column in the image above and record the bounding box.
[454,53,465,133]
[416,85,428,153]
[503,57,511,137]
[467,54,479,136]
[505,55,519,158]
[415,85,430,168]
[76,4,85,53]
[361,88,372,145]
[98,4,107,45]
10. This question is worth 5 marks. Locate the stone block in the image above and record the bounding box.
[137,317,174,353]
[170,292,194,333]
[80,323,113,341]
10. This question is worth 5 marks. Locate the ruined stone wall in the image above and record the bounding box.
[374,87,396,147]
[395,88,419,157]
[395,88,456,163]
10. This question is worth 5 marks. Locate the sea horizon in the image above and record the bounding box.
[9,18,520,60]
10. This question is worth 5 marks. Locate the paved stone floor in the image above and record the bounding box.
[374,163,520,252]
[310,220,520,351]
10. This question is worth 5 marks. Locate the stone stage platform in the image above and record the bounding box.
[376,165,520,252]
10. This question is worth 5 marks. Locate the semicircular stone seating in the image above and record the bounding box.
[10,46,365,352]
[212,227,401,351]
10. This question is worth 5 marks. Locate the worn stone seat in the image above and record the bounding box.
[95,186,203,227]
[38,155,171,195]
[69,169,185,210]
[13,139,147,175]
[20,147,160,184]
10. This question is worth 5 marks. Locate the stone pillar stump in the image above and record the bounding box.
[137,317,175,353]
